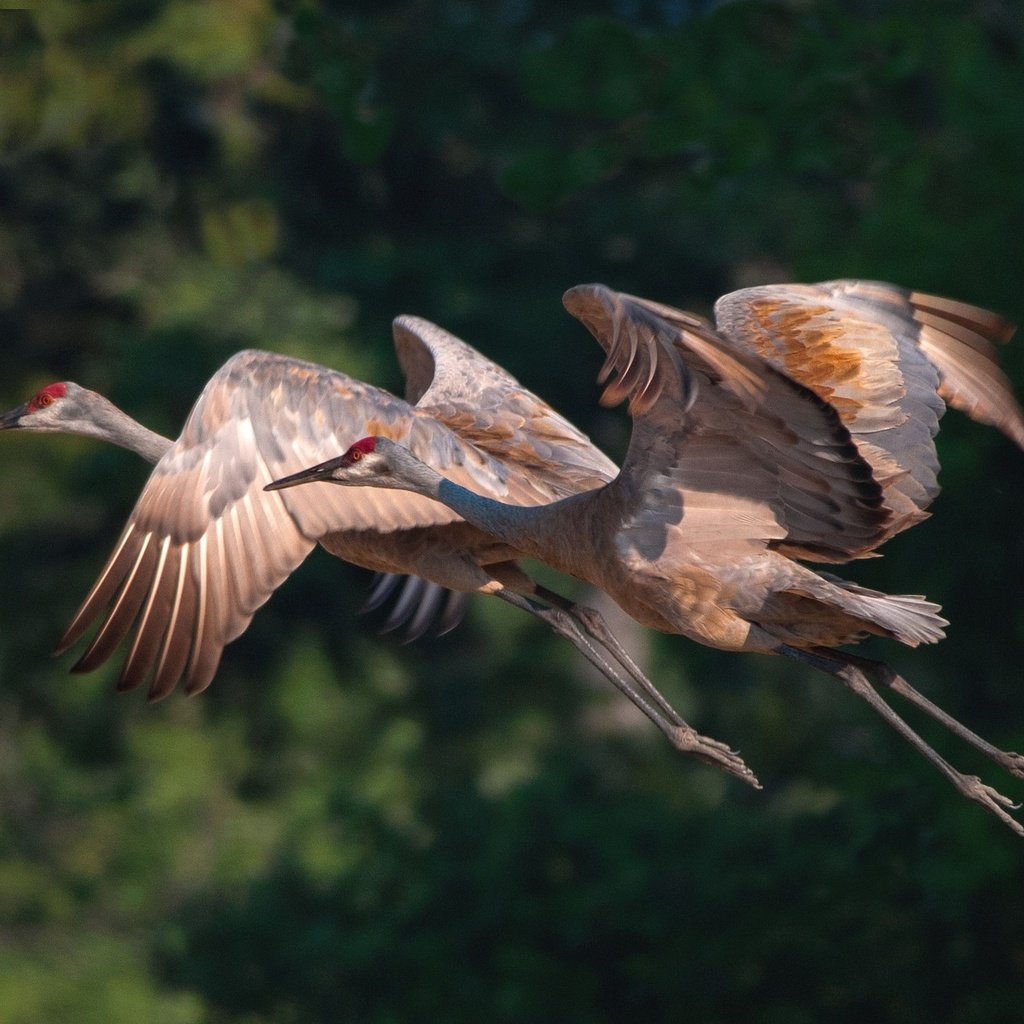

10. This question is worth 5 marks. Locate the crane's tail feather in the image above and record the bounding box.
[812,574,948,647]
[855,590,947,647]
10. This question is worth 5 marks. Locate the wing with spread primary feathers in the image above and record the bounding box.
[56,351,457,699]
[57,343,606,700]
[713,280,1023,540]
[563,285,890,564]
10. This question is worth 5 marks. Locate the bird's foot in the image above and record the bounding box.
[668,725,762,789]
[954,773,1023,836]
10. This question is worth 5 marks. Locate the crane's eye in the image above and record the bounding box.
[349,448,362,462]
[39,393,53,406]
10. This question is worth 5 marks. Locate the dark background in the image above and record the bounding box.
[1,2,1023,1020]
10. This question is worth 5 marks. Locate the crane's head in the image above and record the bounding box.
[265,436,417,492]
[0,382,77,433]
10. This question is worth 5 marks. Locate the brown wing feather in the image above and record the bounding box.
[709,279,1023,541]
[394,315,617,492]
[713,281,945,537]
[907,299,1024,448]
[563,285,889,563]
[815,282,1023,448]
[908,289,1016,343]
[825,282,1024,449]
[57,350,475,700]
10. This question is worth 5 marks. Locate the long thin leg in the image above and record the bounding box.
[780,645,1022,836]
[494,588,760,788]
[533,585,684,727]
[841,652,1024,780]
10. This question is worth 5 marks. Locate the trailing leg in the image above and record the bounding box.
[841,652,1024,780]
[533,584,684,727]
[494,587,760,787]
[780,645,1022,836]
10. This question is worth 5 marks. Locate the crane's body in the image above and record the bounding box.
[270,280,1024,833]
[307,437,945,654]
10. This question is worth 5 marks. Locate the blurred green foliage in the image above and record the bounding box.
[1,1,1023,1021]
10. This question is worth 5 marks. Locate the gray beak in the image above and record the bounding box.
[264,457,343,492]
[0,402,28,430]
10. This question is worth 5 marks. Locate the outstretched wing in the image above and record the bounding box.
[394,315,617,494]
[562,285,889,564]
[56,349,565,700]
[713,280,1023,539]
[830,282,1022,444]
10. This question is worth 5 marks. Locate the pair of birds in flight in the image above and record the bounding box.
[3,280,1023,833]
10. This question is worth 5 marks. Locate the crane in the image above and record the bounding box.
[2,318,759,782]
[0,375,464,639]
[267,280,1024,834]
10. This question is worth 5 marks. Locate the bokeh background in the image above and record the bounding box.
[2,2,1023,1021]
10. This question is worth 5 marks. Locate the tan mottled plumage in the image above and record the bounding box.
[713,280,1024,536]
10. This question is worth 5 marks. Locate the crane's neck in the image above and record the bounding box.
[81,394,171,464]
[439,478,561,554]
[396,455,578,566]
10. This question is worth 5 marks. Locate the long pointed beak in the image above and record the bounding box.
[0,402,28,430]
[264,457,342,492]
